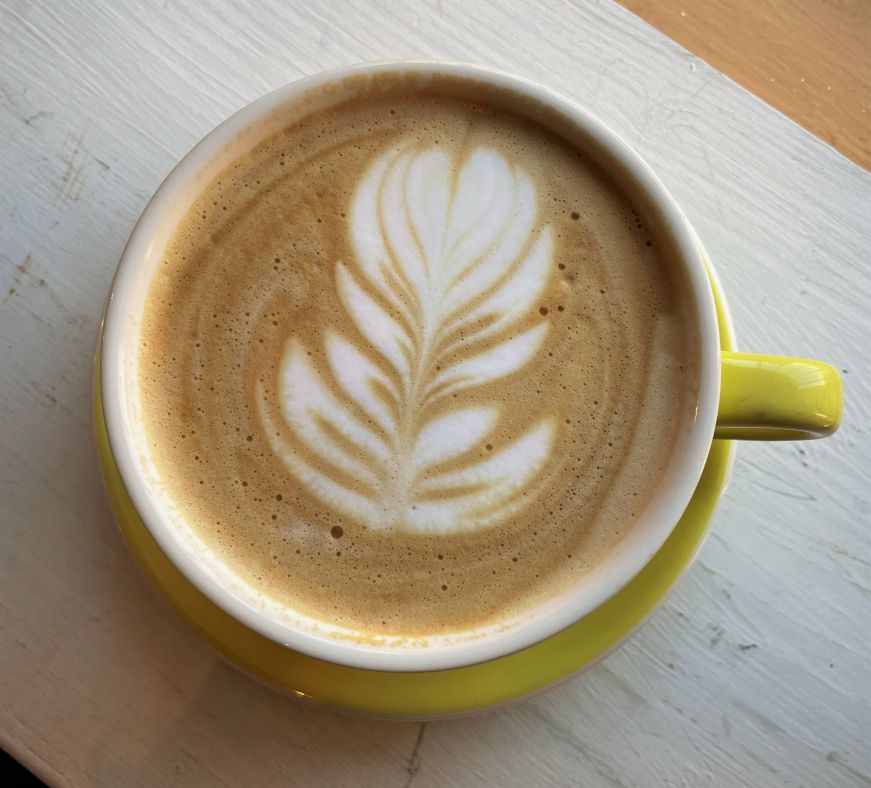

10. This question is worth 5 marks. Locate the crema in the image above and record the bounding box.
[139,84,697,637]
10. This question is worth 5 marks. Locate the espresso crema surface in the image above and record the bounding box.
[139,85,697,637]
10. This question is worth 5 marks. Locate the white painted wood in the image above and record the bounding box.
[1,0,868,785]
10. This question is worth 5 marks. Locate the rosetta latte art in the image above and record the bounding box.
[259,145,557,533]
[140,89,693,635]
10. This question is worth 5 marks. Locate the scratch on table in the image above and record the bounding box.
[402,722,427,788]
[661,697,686,718]
[731,700,785,736]
[687,71,717,104]
[15,253,33,278]
[740,458,818,502]
[825,751,871,784]
[836,573,871,597]
[709,624,725,648]
[586,58,625,105]
[594,663,651,708]
[0,78,38,127]
[56,132,87,204]
[793,444,810,468]
[25,378,60,410]
[0,80,14,106]
[4,253,34,302]
[753,482,818,502]
[697,560,718,576]
[637,88,663,137]
[3,253,81,326]
[699,146,726,221]
[21,110,50,126]
[831,544,871,569]
[523,703,631,787]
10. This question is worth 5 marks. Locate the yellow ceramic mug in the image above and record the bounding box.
[717,352,841,440]
[99,61,843,673]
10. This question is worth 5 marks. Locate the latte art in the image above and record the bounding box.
[262,145,556,533]
[139,85,697,638]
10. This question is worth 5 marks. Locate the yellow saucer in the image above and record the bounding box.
[94,272,735,719]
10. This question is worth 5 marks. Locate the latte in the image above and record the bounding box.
[139,82,697,637]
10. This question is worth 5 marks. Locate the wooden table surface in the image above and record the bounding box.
[1,1,869,786]
[621,0,871,171]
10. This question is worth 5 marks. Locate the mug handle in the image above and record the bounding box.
[715,352,843,440]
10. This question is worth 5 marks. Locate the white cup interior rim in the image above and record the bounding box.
[100,60,721,672]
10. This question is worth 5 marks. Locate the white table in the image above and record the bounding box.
[2,1,869,785]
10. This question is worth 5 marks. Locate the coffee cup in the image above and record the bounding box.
[99,61,842,672]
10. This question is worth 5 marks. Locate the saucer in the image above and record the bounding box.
[94,268,735,719]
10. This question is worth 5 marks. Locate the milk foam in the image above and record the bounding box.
[138,85,697,638]
[260,144,556,533]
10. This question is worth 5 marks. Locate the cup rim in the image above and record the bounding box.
[100,59,720,672]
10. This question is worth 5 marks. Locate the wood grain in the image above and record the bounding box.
[620,0,871,170]
[1,0,869,786]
